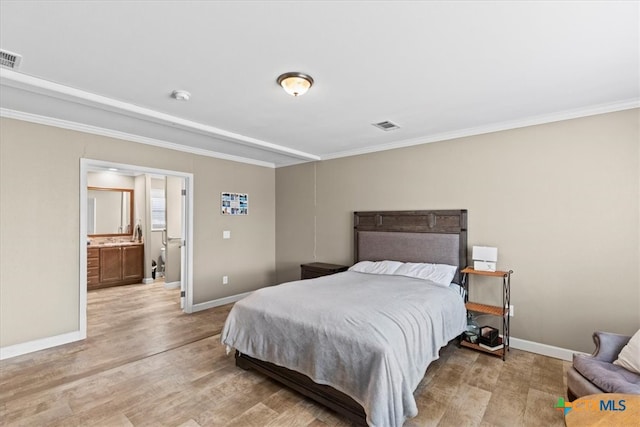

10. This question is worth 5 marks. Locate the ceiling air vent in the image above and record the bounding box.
[0,50,23,69]
[372,120,400,131]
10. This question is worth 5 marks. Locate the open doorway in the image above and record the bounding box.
[79,159,194,340]
[151,175,187,308]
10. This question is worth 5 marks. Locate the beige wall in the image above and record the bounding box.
[0,118,276,347]
[276,109,640,353]
[2,109,638,353]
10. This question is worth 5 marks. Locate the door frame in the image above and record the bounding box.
[79,158,194,339]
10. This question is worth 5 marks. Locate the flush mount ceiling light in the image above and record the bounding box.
[277,72,314,97]
[171,90,191,101]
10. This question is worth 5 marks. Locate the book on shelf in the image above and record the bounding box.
[479,336,504,351]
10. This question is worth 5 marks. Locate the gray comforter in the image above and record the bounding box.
[221,271,467,427]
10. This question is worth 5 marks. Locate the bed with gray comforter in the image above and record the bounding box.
[221,270,467,427]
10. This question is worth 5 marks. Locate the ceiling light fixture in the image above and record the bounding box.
[277,72,314,97]
[171,90,191,101]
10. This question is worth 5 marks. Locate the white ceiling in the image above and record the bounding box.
[1,1,638,167]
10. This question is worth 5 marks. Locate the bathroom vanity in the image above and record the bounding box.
[87,242,144,290]
[87,185,144,290]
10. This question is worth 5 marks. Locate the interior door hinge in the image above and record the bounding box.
[180,291,186,297]
[181,189,186,196]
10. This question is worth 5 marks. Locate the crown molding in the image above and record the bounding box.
[0,68,320,162]
[321,99,640,160]
[3,68,636,167]
[0,108,277,168]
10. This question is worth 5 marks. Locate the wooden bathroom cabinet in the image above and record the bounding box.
[88,243,144,290]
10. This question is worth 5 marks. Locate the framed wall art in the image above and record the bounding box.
[221,192,248,215]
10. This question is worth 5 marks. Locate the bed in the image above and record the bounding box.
[221,210,468,426]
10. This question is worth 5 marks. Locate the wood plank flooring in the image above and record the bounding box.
[0,281,571,426]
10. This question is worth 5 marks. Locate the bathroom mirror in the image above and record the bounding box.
[87,187,134,236]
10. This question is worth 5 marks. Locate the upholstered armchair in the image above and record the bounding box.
[567,331,640,401]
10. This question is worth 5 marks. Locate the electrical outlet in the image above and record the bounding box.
[222,276,228,285]
[509,304,514,317]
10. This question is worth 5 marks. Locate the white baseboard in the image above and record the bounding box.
[0,299,583,363]
[164,281,181,289]
[0,291,251,360]
[0,330,84,361]
[142,277,154,284]
[191,291,252,312]
[509,337,585,361]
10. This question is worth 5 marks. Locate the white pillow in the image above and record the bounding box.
[613,329,640,375]
[348,260,403,275]
[393,262,458,287]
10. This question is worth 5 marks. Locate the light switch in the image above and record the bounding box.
[223,230,231,239]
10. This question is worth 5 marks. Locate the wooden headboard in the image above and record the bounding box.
[354,210,468,283]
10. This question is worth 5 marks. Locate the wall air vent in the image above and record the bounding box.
[372,120,400,131]
[0,50,23,69]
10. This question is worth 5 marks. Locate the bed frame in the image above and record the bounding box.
[235,209,468,425]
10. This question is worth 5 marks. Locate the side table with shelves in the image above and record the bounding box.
[300,262,349,280]
[460,267,512,360]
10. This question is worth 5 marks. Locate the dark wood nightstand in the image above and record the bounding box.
[300,262,349,280]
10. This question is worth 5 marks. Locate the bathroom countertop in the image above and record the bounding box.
[88,241,144,248]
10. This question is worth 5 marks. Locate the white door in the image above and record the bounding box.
[165,176,186,308]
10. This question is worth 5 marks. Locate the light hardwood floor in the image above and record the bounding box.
[0,282,571,426]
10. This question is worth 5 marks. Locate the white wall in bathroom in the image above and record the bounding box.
[87,172,134,189]
[150,177,166,278]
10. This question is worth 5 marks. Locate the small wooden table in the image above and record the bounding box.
[564,393,640,426]
[300,262,349,280]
